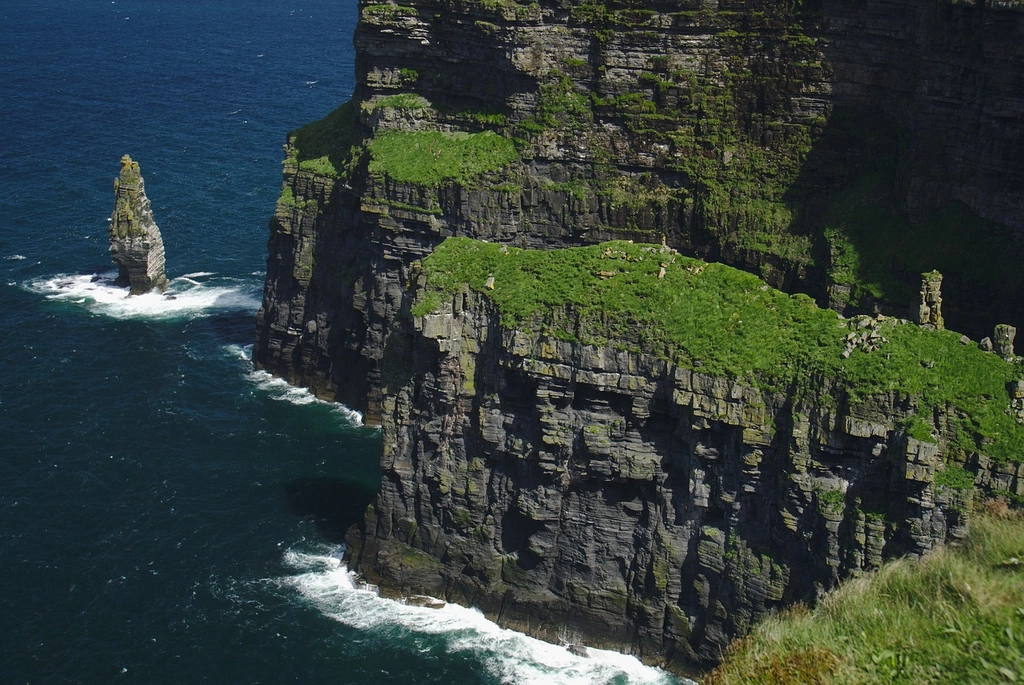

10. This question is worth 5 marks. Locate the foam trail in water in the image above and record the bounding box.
[277,549,692,685]
[227,344,254,362]
[25,272,261,320]
[247,369,364,426]
[226,345,366,427]
[5,254,27,261]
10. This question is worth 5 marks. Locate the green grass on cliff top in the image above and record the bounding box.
[418,238,1024,462]
[368,130,517,187]
[705,509,1024,684]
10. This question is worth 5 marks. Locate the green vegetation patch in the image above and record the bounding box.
[706,511,1024,684]
[290,100,363,179]
[816,488,846,513]
[372,93,429,111]
[935,465,977,491]
[522,72,593,133]
[277,185,295,208]
[361,3,418,21]
[368,130,517,187]
[418,238,1024,461]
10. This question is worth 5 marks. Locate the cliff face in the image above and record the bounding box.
[253,0,1024,671]
[255,0,1024,415]
[822,0,1024,229]
[340,239,1024,669]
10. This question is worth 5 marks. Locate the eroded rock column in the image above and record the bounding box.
[912,271,943,329]
[110,154,168,295]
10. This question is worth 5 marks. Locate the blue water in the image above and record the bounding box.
[0,2,685,683]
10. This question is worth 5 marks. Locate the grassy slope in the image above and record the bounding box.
[418,237,1024,462]
[704,508,1024,684]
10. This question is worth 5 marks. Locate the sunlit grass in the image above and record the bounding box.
[417,237,1024,461]
[706,508,1024,684]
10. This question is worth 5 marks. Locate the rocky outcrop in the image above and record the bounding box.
[255,0,1024,417]
[109,155,167,295]
[995,323,1017,359]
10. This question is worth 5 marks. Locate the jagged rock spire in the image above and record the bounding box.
[912,270,943,330]
[110,154,167,295]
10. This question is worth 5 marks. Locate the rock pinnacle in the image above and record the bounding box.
[109,154,168,295]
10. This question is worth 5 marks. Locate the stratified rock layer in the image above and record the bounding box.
[253,0,1024,673]
[343,271,1024,671]
[256,0,1024,420]
[110,155,167,295]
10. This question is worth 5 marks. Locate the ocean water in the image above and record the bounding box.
[0,1,686,683]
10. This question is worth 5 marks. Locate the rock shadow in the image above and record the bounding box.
[283,477,377,544]
[784,0,1024,338]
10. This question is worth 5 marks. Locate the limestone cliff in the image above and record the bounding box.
[109,155,167,295]
[253,0,1024,672]
[341,238,1023,670]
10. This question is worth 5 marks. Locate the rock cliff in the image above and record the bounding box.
[109,155,168,295]
[342,238,1023,670]
[253,0,1024,672]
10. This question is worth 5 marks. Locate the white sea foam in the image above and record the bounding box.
[226,343,253,362]
[5,254,26,261]
[246,368,364,426]
[224,345,365,426]
[26,272,261,320]
[277,549,691,685]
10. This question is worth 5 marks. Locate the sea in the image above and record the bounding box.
[0,1,688,683]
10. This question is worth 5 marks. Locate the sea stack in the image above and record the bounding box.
[109,154,167,295]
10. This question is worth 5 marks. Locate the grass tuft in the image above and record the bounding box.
[372,93,429,111]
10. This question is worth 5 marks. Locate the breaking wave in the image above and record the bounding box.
[227,344,365,427]
[275,548,690,685]
[248,370,365,426]
[25,271,261,320]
